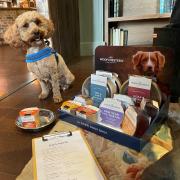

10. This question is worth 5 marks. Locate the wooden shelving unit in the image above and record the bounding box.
[107,13,171,22]
[104,0,171,45]
[0,0,36,9]
[0,7,36,10]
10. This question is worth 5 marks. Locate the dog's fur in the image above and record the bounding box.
[132,51,165,77]
[4,11,75,103]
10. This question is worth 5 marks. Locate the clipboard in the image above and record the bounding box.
[32,130,107,180]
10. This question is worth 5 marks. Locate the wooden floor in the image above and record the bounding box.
[0,46,179,180]
[0,46,34,101]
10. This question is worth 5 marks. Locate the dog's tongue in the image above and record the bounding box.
[145,71,153,76]
[35,37,41,41]
[34,38,43,45]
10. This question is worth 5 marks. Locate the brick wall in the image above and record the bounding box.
[0,9,29,45]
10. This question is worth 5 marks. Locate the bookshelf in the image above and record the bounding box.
[105,0,171,46]
[0,7,36,10]
[107,13,171,22]
[0,0,36,8]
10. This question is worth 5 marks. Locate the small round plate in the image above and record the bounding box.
[16,108,56,132]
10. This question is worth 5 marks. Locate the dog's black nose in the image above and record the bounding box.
[34,31,40,36]
[147,66,153,71]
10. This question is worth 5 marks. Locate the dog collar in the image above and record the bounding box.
[25,47,55,63]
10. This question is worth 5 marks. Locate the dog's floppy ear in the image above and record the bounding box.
[44,18,55,39]
[132,51,143,70]
[4,23,25,48]
[154,51,165,71]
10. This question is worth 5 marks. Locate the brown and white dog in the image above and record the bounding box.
[4,11,75,103]
[132,51,165,77]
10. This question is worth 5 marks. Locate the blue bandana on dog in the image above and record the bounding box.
[25,47,58,63]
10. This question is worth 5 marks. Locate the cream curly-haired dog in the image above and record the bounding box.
[4,11,75,103]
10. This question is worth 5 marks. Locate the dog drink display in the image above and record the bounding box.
[113,94,134,110]
[134,110,151,138]
[90,74,108,107]
[121,106,138,136]
[95,70,122,93]
[57,46,172,152]
[128,75,152,105]
[121,106,151,137]
[73,95,93,106]
[61,100,82,115]
[19,107,40,128]
[140,98,159,120]
[82,71,121,106]
[76,105,99,122]
[98,98,124,128]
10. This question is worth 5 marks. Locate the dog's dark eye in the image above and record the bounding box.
[141,59,147,64]
[23,23,29,28]
[34,19,41,25]
[151,59,156,63]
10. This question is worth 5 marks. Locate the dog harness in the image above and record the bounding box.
[25,47,59,64]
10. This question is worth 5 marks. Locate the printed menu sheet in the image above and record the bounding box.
[32,130,106,180]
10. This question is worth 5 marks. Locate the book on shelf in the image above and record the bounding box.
[113,28,120,46]
[109,0,123,17]
[112,28,116,45]
[120,29,124,46]
[117,28,119,45]
[110,27,113,45]
[164,0,172,13]
[171,0,176,12]
[114,0,117,17]
[160,0,176,14]
[123,30,128,46]
[109,28,128,46]
[109,0,114,17]
[160,0,165,14]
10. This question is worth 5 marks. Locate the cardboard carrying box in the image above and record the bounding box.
[59,46,174,151]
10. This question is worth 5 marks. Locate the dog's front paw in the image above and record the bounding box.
[53,96,63,103]
[39,93,49,100]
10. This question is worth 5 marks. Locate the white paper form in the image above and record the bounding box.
[33,130,106,180]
